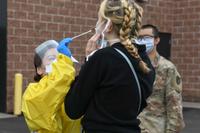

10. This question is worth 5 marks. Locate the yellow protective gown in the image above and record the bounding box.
[22,54,81,133]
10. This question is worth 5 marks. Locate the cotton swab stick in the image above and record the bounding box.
[72,28,95,40]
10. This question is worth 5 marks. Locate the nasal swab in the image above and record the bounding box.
[72,28,95,40]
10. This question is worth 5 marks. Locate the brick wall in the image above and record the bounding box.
[141,0,200,102]
[141,0,174,33]
[7,0,100,112]
[6,0,200,112]
[171,0,200,102]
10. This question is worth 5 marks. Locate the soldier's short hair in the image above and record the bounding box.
[141,24,159,38]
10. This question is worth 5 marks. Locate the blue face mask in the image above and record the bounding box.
[135,37,154,53]
[97,39,108,48]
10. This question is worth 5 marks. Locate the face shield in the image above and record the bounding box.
[35,40,78,74]
[35,40,59,74]
[35,40,59,65]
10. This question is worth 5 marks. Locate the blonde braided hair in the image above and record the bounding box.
[120,0,150,73]
[100,0,150,73]
[130,2,143,39]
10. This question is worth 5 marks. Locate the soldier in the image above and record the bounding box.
[136,24,185,133]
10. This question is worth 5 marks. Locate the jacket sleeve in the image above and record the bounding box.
[22,54,75,131]
[65,52,104,119]
[165,67,185,133]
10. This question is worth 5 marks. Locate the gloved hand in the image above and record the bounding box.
[57,38,72,57]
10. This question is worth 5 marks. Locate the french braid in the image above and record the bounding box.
[119,0,150,73]
[100,0,150,73]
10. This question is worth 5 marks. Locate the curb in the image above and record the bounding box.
[183,102,200,109]
[0,113,16,119]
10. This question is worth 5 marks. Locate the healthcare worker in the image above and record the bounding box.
[22,39,80,133]
[65,0,155,133]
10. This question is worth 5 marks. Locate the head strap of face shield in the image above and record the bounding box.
[35,40,59,58]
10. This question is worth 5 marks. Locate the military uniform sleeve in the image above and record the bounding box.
[165,67,185,133]
[22,54,75,132]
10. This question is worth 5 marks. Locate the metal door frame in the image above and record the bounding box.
[0,0,7,112]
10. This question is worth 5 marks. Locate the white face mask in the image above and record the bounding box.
[44,59,57,74]
[45,63,52,74]
[135,37,154,53]
[95,19,111,49]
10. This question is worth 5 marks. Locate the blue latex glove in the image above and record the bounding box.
[57,38,72,57]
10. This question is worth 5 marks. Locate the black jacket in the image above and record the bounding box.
[65,43,155,133]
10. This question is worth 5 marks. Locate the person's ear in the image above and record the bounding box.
[36,67,43,75]
[154,37,160,46]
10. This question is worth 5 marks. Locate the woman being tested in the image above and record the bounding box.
[22,40,80,133]
[65,0,155,133]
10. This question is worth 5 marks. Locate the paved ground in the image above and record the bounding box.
[181,108,200,133]
[0,108,199,133]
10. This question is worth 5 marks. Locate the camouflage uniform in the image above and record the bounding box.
[138,53,185,133]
